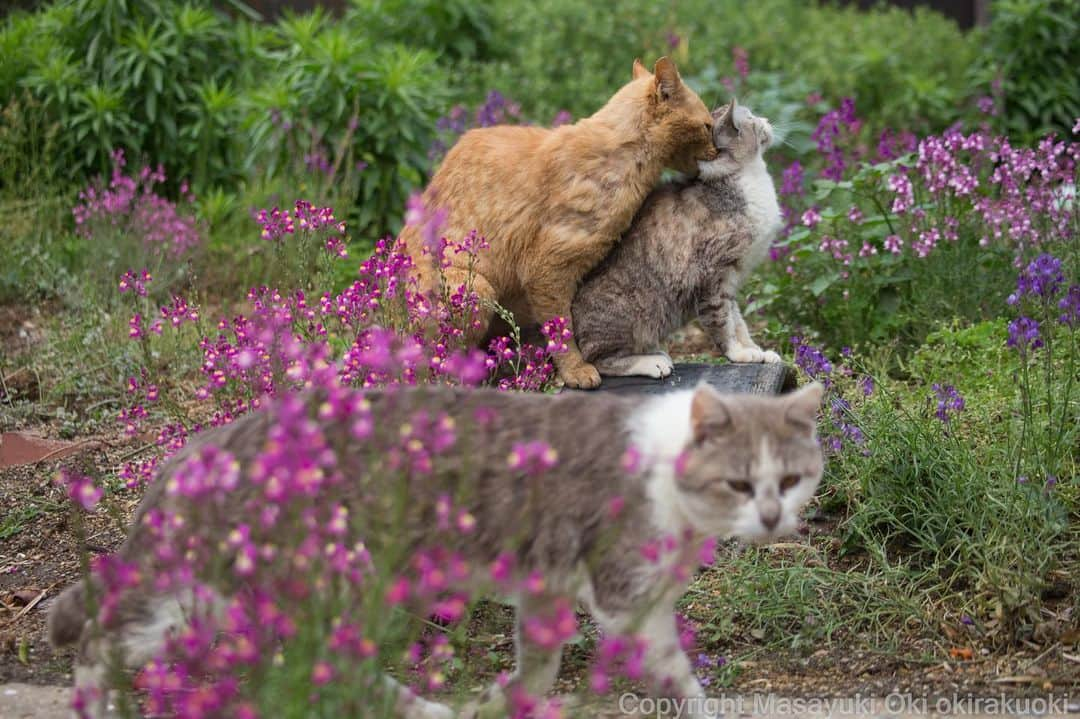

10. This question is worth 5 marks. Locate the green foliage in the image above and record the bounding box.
[471,0,978,134]
[347,0,497,62]
[982,0,1080,142]
[13,0,246,183]
[2,0,446,237]
[818,323,1077,639]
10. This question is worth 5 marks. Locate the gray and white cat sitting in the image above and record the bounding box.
[49,382,823,719]
[574,99,783,379]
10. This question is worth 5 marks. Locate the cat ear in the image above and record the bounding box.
[632,58,650,80]
[725,97,739,130]
[652,56,683,101]
[690,384,732,443]
[784,382,824,432]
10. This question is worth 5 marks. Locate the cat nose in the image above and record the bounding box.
[761,511,780,531]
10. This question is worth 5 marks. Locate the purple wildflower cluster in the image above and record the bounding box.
[779,111,1078,294]
[113,197,565,491]
[431,91,523,160]
[1005,253,1077,353]
[789,338,878,455]
[811,98,861,181]
[931,384,965,423]
[72,214,614,715]
[73,150,202,258]
[720,46,751,94]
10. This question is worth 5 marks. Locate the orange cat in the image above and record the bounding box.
[402,57,716,388]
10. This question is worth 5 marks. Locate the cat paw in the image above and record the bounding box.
[619,353,674,378]
[457,687,506,719]
[560,362,602,389]
[403,701,454,719]
[761,350,782,364]
[726,345,764,363]
[648,353,675,378]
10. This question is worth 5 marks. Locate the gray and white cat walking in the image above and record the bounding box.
[575,99,784,379]
[49,383,823,719]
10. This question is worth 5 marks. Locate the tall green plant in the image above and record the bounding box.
[981,0,1080,142]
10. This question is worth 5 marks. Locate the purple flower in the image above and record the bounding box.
[791,337,832,383]
[1058,284,1079,326]
[57,469,102,511]
[932,383,965,423]
[859,375,875,397]
[1007,316,1043,351]
[732,47,750,80]
[1014,254,1065,301]
[780,161,804,196]
[813,99,859,181]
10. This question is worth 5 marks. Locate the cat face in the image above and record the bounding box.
[674,383,824,542]
[698,99,773,177]
[632,57,718,174]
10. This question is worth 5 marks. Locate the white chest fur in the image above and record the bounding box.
[736,158,782,274]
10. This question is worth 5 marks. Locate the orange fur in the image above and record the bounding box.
[401,57,716,388]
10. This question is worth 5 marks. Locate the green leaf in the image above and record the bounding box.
[810,273,839,297]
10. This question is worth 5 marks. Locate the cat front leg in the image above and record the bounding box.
[731,303,781,363]
[700,293,775,364]
[525,277,601,389]
[593,604,717,719]
[459,594,566,718]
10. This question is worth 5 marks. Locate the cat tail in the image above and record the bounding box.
[48,577,100,647]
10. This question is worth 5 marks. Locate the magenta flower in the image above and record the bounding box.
[508,440,559,474]
[57,469,103,511]
[801,207,821,228]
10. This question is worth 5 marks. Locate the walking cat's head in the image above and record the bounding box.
[673,383,824,542]
[607,57,717,174]
[699,98,774,178]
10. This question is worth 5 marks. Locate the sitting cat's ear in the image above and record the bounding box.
[653,57,683,101]
[784,382,824,432]
[690,384,732,444]
[725,97,739,129]
[632,58,650,80]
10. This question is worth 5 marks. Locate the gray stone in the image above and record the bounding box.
[565,362,796,398]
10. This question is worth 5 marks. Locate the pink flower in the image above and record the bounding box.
[57,470,102,511]
[311,661,334,686]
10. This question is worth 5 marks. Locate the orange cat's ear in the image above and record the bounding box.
[690,384,732,444]
[652,56,683,101]
[632,58,650,80]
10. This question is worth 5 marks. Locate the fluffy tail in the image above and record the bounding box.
[48,579,96,648]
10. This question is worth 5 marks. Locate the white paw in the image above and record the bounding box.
[726,345,764,363]
[761,350,782,364]
[652,353,675,378]
[405,700,454,719]
[627,353,674,378]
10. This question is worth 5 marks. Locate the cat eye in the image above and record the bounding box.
[726,480,753,495]
[779,474,801,493]
[704,122,713,132]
